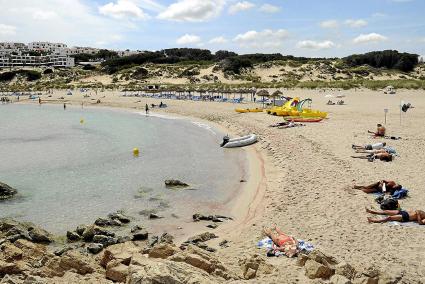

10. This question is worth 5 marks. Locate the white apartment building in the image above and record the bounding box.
[0,54,75,68]
[0,42,27,50]
[28,42,67,52]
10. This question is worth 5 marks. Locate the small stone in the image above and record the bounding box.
[148,244,179,259]
[244,267,257,280]
[164,179,189,188]
[87,243,103,254]
[130,225,143,233]
[207,223,218,229]
[75,225,87,236]
[149,213,162,219]
[219,240,229,248]
[108,213,131,224]
[116,236,132,243]
[95,218,112,227]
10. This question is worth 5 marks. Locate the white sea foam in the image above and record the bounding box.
[191,121,216,135]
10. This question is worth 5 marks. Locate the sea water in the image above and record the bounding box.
[0,104,246,233]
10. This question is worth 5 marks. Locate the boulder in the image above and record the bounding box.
[164,180,189,188]
[0,242,23,261]
[132,229,148,241]
[307,250,338,267]
[305,259,335,279]
[0,260,21,277]
[128,255,214,284]
[82,225,114,242]
[108,212,131,224]
[28,227,52,243]
[59,251,95,275]
[336,262,357,280]
[75,225,88,236]
[185,232,218,245]
[92,235,117,247]
[54,246,73,256]
[239,254,273,280]
[0,182,17,200]
[87,243,103,254]
[106,263,129,283]
[149,244,179,259]
[13,239,47,260]
[330,274,353,284]
[66,231,81,242]
[100,242,140,268]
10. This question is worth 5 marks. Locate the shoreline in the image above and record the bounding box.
[8,99,267,246]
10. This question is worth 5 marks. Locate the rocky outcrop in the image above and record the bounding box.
[0,219,51,244]
[192,213,233,223]
[238,254,274,280]
[164,179,189,188]
[0,182,17,200]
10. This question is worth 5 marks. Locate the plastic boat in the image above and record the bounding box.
[284,117,323,123]
[235,108,264,113]
[220,134,257,148]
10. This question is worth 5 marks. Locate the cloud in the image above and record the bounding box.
[234,29,289,48]
[320,20,339,29]
[228,1,255,14]
[345,19,368,28]
[0,23,17,36]
[372,12,387,17]
[158,0,225,22]
[32,10,57,20]
[259,4,280,13]
[353,33,388,44]
[209,36,228,44]
[297,40,335,49]
[176,34,201,45]
[99,0,148,20]
[0,0,136,48]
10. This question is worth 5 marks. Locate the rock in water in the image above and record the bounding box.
[87,243,103,254]
[0,182,17,200]
[164,179,189,188]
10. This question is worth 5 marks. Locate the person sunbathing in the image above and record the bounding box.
[278,121,305,129]
[351,152,393,162]
[354,146,396,155]
[352,142,386,150]
[368,124,386,137]
[354,180,402,194]
[263,226,298,257]
[366,207,425,224]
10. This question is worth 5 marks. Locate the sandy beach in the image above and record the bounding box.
[8,88,422,283]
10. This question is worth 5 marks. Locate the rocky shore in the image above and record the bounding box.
[0,214,403,284]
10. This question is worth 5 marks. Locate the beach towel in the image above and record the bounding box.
[257,237,314,257]
[388,221,422,227]
[392,188,409,200]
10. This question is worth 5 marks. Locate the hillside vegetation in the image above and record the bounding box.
[0,49,424,91]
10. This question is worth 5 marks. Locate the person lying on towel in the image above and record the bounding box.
[366,207,425,224]
[354,180,401,194]
[354,146,396,155]
[351,152,393,162]
[352,142,386,150]
[263,226,298,257]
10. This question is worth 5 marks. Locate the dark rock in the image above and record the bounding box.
[240,179,246,183]
[193,213,232,223]
[82,225,115,242]
[94,218,112,227]
[92,235,117,247]
[108,212,131,224]
[116,236,132,244]
[130,225,143,233]
[196,243,217,252]
[75,225,87,236]
[186,232,218,244]
[54,246,73,256]
[132,229,149,241]
[66,231,81,242]
[159,233,174,244]
[87,243,103,254]
[207,224,218,229]
[219,240,229,248]
[28,227,52,243]
[164,179,189,188]
[149,213,162,219]
[0,182,17,200]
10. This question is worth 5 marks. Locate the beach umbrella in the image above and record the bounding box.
[271,90,283,106]
[256,89,270,108]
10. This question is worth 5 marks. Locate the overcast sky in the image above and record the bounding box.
[0,0,424,57]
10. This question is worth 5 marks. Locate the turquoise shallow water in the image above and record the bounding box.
[0,104,245,233]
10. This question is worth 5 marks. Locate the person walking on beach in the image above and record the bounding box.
[145,103,149,115]
[366,207,425,224]
[38,97,41,105]
[63,103,66,110]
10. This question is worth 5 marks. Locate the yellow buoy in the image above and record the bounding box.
[133,148,140,157]
[80,118,85,124]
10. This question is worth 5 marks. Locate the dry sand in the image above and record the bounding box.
[20,88,425,283]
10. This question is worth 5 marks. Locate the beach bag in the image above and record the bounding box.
[380,198,399,210]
